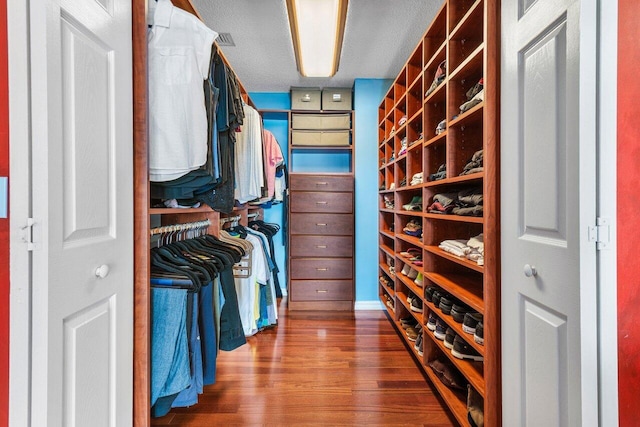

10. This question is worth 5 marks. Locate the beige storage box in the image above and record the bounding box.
[291,87,322,110]
[291,130,350,146]
[321,88,352,110]
[291,113,350,130]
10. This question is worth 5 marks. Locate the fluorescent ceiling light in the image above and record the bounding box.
[286,0,348,77]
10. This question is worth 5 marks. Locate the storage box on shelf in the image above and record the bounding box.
[377,0,499,425]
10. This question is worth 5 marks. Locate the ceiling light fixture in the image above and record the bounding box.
[286,0,348,78]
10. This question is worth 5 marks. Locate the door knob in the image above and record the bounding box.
[523,264,537,277]
[95,264,110,279]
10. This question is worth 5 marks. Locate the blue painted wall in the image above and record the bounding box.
[353,79,392,303]
[249,93,290,293]
[250,79,392,303]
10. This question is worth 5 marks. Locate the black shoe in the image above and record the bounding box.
[432,290,449,308]
[425,286,439,303]
[426,311,438,331]
[463,312,482,334]
[474,321,484,345]
[452,335,483,361]
[409,295,423,313]
[439,295,455,315]
[444,327,456,349]
[451,303,471,323]
[434,318,447,340]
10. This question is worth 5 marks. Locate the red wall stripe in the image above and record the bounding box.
[617,1,640,425]
[0,0,9,424]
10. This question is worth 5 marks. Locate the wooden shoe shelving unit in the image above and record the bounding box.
[377,0,500,425]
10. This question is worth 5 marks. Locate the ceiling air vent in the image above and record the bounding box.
[217,33,235,47]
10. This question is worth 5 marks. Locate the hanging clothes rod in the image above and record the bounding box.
[220,215,242,225]
[150,219,211,236]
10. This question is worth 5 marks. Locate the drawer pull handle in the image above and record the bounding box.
[316,245,327,249]
[316,289,328,293]
[315,182,328,186]
[316,268,328,271]
[316,223,327,226]
[316,201,328,205]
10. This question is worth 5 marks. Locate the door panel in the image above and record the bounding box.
[502,0,593,425]
[61,15,113,243]
[29,0,133,425]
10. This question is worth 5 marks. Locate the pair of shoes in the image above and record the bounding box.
[400,265,419,280]
[474,321,484,345]
[406,324,421,342]
[414,272,424,287]
[435,119,447,135]
[398,115,408,127]
[434,318,447,340]
[399,176,407,187]
[467,384,484,427]
[399,247,421,259]
[451,302,471,323]
[462,312,483,334]
[408,295,423,313]
[452,335,483,361]
[426,311,438,331]
[383,195,394,209]
[432,289,451,309]
[414,330,424,356]
[425,286,442,303]
[400,316,416,328]
[402,196,422,211]
[383,294,394,310]
[379,275,393,289]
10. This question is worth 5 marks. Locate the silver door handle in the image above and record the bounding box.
[95,264,110,279]
[523,264,537,277]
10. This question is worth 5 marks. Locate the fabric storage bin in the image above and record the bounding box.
[291,87,321,110]
[291,130,350,146]
[321,88,352,110]
[291,113,350,130]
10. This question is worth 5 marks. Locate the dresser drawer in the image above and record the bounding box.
[290,280,353,301]
[290,235,353,257]
[290,258,353,280]
[290,192,353,213]
[290,174,353,192]
[289,213,353,236]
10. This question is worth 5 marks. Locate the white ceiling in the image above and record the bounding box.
[191,0,445,92]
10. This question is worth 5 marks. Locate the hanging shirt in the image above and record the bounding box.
[234,105,264,203]
[262,130,284,199]
[148,0,218,182]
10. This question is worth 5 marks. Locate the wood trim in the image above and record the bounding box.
[483,0,501,425]
[132,0,149,424]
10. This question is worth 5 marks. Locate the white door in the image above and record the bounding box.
[501,0,598,425]
[20,0,134,425]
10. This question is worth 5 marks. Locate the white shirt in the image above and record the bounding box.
[234,105,265,203]
[148,0,218,182]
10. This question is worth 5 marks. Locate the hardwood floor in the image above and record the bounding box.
[151,298,456,426]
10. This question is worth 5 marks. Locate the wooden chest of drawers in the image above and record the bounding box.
[288,173,354,310]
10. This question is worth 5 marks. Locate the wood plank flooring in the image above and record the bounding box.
[151,299,456,426]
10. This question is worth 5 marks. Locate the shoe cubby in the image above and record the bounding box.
[378,1,498,424]
[407,80,423,120]
[394,68,407,107]
[423,4,447,66]
[407,43,424,87]
[406,144,423,188]
[424,137,447,181]
[448,0,484,73]
[447,112,483,177]
[448,64,483,120]
[423,97,446,141]
[379,210,395,236]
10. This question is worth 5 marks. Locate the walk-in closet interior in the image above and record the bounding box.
[135,0,499,425]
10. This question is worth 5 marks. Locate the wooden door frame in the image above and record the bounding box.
[132,0,150,425]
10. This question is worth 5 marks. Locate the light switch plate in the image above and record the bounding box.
[0,177,7,218]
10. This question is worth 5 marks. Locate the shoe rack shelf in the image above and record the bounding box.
[377,0,499,426]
